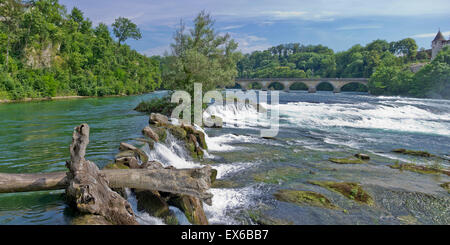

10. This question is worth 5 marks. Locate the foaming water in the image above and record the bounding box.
[214,162,258,179]
[204,186,262,225]
[280,102,450,136]
[144,134,201,169]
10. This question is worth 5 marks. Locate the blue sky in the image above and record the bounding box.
[59,0,450,56]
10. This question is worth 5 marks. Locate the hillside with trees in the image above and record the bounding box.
[236,38,449,99]
[0,0,161,100]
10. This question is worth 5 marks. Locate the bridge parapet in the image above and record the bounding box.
[235,78,368,93]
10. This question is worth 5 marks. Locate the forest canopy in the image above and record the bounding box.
[0,0,161,100]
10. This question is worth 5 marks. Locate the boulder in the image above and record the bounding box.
[168,195,208,225]
[194,131,208,150]
[119,142,149,163]
[142,126,159,142]
[168,125,187,140]
[150,113,169,126]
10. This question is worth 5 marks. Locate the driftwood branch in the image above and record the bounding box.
[65,124,138,225]
[0,168,212,203]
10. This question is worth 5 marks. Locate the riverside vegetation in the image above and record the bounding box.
[1,1,449,103]
[0,0,161,100]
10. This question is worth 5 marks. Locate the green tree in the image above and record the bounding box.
[0,0,23,69]
[163,11,242,96]
[112,17,142,46]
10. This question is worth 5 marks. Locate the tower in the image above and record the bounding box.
[431,30,448,59]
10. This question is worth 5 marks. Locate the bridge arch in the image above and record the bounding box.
[248,82,262,90]
[289,82,309,91]
[316,81,336,92]
[267,81,285,91]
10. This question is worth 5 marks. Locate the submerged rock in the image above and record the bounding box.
[248,210,294,225]
[354,153,370,160]
[329,157,367,164]
[253,167,304,184]
[308,181,374,206]
[389,163,450,176]
[440,183,450,193]
[392,148,434,157]
[211,179,241,188]
[274,189,338,210]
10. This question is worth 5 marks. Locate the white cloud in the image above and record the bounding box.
[264,11,307,19]
[411,31,450,38]
[220,25,244,30]
[141,45,171,56]
[228,33,271,54]
[336,24,382,31]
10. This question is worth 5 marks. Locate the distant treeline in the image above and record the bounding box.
[0,0,161,100]
[237,40,449,99]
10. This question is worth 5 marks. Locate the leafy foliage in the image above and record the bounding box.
[369,46,450,99]
[0,0,160,100]
[161,11,242,97]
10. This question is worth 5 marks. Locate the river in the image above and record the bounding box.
[0,90,449,224]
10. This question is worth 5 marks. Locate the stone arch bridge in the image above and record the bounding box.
[235,78,369,93]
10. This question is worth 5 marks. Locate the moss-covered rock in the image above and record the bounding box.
[253,167,304,184]
[152,126,167,142]
[168,195,208,225]
[210,168,218,184]
[308,181,374,206]
[274,189,338,209]
[389,163,450,176]
[329,157,367,164]
[168,125,187,140]
[392,148,434,157]
[248,210,294,225]
[195,131,208,150]
[440,182,450,193]
[211,179,241,188]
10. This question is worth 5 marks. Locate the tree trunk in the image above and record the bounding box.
[65,123,138,225]
[0,172,68,193]
[6,34,10,69]
[0,168,213,203]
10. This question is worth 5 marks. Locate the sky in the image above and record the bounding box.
[59,0,450,56]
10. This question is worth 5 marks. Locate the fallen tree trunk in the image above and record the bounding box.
[0,168,212,203]
[0,171,68,193]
